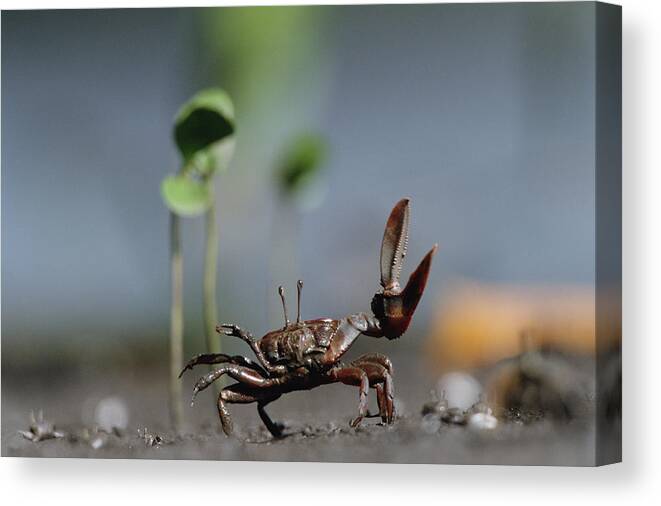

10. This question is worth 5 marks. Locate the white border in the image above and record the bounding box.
[2,0,660,504]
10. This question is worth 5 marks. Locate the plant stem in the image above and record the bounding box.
[169,212,184,431]
[203,187,220,392]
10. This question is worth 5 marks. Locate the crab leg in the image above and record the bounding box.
[257,400,285,438]
[179,353,267,378]
[352,352,393,374]
[191,364,278,405]
[216,385,282,437]
[328,366,370,428]
[350,355,396,423]
[382,373,395,423]
[217,324,287,377]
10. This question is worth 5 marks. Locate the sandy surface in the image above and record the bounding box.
[1,350,598,465]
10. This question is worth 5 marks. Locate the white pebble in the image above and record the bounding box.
[468,412,498,431]
[90,435,106,450]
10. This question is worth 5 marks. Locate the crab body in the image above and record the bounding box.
[258,318,338,370]
[180,198,437,438]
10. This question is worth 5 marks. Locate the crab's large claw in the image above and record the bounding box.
[372,199,437,339]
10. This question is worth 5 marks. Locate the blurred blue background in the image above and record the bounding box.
[2,4,596,364]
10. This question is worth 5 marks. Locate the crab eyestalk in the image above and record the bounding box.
[296,280,304,324]
[372,199,437,339]
[278,286,290,328]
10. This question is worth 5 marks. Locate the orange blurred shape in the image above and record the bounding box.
[426,280,621,372]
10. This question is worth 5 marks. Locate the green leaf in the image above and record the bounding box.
[161,175,212,217]
[188,136,237,178]
[174,88,236,170]
[277,133,327,196]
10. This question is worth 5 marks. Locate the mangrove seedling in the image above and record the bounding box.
[160,88,236,429]
[276,133,327,201]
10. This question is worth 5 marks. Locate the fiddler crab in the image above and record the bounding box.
[180,199,437,437]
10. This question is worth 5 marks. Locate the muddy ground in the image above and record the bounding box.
[1,350,600,465]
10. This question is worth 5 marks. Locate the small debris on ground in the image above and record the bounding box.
[420,391,498,430]
[18,410,66,442]
[75,427,111,449]
[138,427,166,447]
[421,389,449,417]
